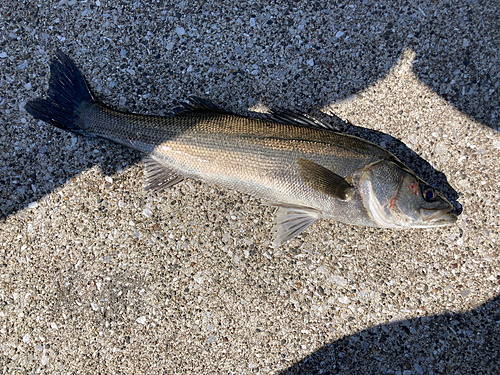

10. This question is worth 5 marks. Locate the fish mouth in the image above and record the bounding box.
[421,207,458,226]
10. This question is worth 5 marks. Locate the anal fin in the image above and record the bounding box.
[272,204,321,247]
[143,156,184,192]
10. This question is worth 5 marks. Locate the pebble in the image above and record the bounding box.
[338,296,350,304]
[206,336,217,343]
[330,275,347,286]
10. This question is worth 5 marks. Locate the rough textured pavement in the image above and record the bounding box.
[1,1,500,374]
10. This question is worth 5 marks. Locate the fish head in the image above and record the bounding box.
[360,160,457,228]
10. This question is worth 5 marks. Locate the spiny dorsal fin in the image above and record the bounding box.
[297,158,353,200]
[171,96,229,116]
[143,156,184,191]
[264,109,336,131]
[272,204,321,247]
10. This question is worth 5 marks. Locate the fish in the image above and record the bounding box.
[26,51,457,247]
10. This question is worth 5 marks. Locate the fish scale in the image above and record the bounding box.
[85,104,377,218]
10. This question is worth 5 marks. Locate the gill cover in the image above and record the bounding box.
[360,161,456,228]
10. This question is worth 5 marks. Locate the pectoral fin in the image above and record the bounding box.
[297,158,353,200]
[272,205,321,247]
[143,156,184,191]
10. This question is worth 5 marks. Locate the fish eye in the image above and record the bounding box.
[422,185,436,202]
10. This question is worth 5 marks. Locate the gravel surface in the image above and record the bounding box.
[1,1,499,374]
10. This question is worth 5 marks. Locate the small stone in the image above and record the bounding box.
[41,356,48,366]
[330,275,347,286]
[23,333,30,344]
[250,18,255,27]
[105,176,113,183]
[460,289,471,297]
[335,31,344,38]
[206,335,217,343]
[338,296,349,304]
[0,52,7,58]
[17,60,27,69]
[142,208,152,218]
[136,316,146,324]
[91,302,98,311]
[435,142,447,155]
[317,265,328,274]
[175,26,185,36]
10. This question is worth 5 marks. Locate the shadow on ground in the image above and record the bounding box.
[280,294,500,374]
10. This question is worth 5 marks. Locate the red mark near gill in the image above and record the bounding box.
[389,196,395,209]
[409,181,418,195]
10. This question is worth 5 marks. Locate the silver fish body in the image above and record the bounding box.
[86,102,388,226]
[26,51,457,246]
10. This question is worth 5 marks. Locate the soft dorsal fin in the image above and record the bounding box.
[297,158,353,200]
[171,96,229,116]
[143,156,184,191]
[272,204,321,247]
[263,109,337,131]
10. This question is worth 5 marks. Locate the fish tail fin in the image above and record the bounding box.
[26,50,94,136]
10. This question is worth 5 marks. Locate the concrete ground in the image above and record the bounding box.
[1,0,499,373]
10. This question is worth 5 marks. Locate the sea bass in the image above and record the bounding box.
[26,51,457,246]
